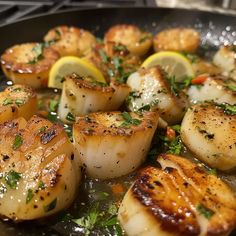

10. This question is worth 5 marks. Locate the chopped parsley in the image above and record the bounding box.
[44,198,57,212]
[207,168,217,175]
[166,75,193,97]
[64,124,73,142]
[47,112,58,122]
[39,126,47,133]
[12,134,23,150]
[15,99,24,106]
[49,99,59,112]
[72,203,122,236]
[26,188,34,204]
[99,49,109,63]
[167,136,183,155]
[215,103,236,115]
[2,98,13,106]
[120,112,141,127]
[4,170,21,189]
[139,34,152,43]
[225,84,236,92]
[66,112,75,122]
[28,43,45,64]
[113,44,127,52]
[197,203,215,219]
[38,181,46,190]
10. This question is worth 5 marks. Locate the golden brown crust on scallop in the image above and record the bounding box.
[65,73,114,92]
[1,43,59,74]
[130,154,236,235]
[0,84,37,123]
[74,111,158,137]
[153,28,200,53]
[1,43,60,88]
[104,24,152,56]
[44,25,96,57]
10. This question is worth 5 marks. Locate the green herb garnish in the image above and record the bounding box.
[39,126,47,133]
[207,168,217,175]
[28,43,45,64]
[197,203,215,219]
[113,44,127,52]
[66,112,75,122]
[12,134,23,150]
[73,203,100,235]
[15,99,24,106]
[215,103,236,115]
[49,99,59,112]
[47,112,58,122]
[99,49,109,63]
[44,198,57,212]
[120,112,141,127]
[38,181,45,190]
[167,136,183,155]
[26,188,34,204]
[225,84,236,92]
[4,170,21,189]
[139,34,152,43]
[72,202,122,236]
[2,98,13,106]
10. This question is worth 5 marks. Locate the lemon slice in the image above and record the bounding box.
[48,56,106,89]
[142,51,194,82]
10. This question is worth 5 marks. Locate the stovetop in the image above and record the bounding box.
[0,0,157,26]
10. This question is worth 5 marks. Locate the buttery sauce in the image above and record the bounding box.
[0,82,235,236]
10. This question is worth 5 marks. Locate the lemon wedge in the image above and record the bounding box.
[141,51,194,82]
[48,56,106,89]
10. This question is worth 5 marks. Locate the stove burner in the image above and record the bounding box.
[0,0,157,26]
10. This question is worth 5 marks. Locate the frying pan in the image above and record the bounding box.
[0,7,235,236]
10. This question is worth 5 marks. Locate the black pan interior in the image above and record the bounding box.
[0,7,235,236]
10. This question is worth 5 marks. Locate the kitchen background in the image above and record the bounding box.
[0,0,235,26]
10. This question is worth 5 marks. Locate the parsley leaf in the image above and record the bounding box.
[49,99,59,112]
[26,188,34,204]
[120,112,141,127]
[44,198,57,212]
[167,136,183,155]
[225,84,236,92]
[12,134,23,150]
[197,203,215,219]
[66,112,75,122]
[5,170,21,189]
[99,49,109,63]
[215,103,236,115]
[2,98,13,106]
[15,99,25,106]
[28,43,45,64]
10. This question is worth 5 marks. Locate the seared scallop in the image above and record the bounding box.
[187,76,236,104]
[127,66,188,124]
[213,45,236,80]
[44,26,96,57]
[192,59,221,76]
[58,73,130,123]
[0,84,37,124]
[84,42,141,82]
[118,154,236,236]
[181,103,236,171]
[1,43,60,88]
[104,24,152,56]
[0,115,80,220]
[73,111,158,179]
[153,28,200,53]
